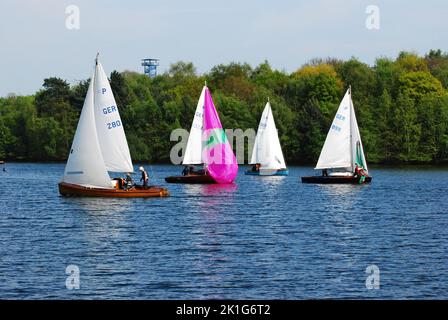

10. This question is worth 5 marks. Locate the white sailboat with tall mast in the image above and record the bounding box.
[58,54,169,197]
[246,100,288,176]
[302,87,371,184]
[165,85,215,184]
[182,86,206,168]
[165,83,238,184]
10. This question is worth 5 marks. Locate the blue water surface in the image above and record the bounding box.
[0,163,447,299]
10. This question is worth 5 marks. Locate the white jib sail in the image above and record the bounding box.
[250,102,286,170]
[94,61,133,173]
[350,96,368,173]
[315,89,352,171]
[62,70,115,189]
[182,86,206,165]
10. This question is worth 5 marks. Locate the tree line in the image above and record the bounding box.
[1,50,448,164]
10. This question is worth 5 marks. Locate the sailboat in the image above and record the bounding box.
[301,87,372,184]
[245,100,288,176]
[58,55,169,197]
[165,84,238,184]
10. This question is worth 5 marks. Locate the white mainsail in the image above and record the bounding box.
[250,102,286,170]
[315,88,368,173]
[94,61,133,173]
[62,69,114,189]
[182,86,206,165]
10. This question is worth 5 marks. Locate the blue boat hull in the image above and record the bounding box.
[245,169,289,176]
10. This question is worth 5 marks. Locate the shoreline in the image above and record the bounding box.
[2,160,448,168]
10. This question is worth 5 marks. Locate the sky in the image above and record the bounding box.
[0,0,447,97]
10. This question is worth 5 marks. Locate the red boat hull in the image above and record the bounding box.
[58,182,169,198]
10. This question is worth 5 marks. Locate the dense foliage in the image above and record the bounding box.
[1,50,448,164]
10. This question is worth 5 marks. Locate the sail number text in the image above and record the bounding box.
[107,120,121,129]
[103,106,117,114]
[103,106,121,129]
[331,124,342,132]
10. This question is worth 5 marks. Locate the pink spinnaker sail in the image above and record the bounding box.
[202,88,238,184]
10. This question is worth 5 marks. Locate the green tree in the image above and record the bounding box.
[425,49,448,88]
[110,71,130,109]
[70,79,90,111]
[1,50,448,165]
[35,77,71,117]
[391,93,421,161]
[375,89,394,162]
[398,71,445,102]
[396,51,429,73]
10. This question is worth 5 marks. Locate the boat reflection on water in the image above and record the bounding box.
[313,184,367,282]
[183,184,238,297]
[63,197,132,241]
[183,183,237,197]
[65,197,130,214]
[202,183,238,197]
[256,175,286,188]
[182,183,237,217]
[314,184,362,215]
[318,183,363,197]
[313,183,366,240]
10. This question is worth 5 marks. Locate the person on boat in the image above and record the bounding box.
[195,166,206,175]
[322,169,328,177]
[124,173,134,189]
[354,163,366,176]
[182,165,195,176]
[251,163,261,172]
[354,163,367,183]
[139,166,149,188]
[117,178,124,189]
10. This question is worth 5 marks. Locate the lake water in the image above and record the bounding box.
[0,163,447,299]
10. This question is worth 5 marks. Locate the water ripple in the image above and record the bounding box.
[0,163,447,299]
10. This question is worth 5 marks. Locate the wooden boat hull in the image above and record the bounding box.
[301,176,372,184]
[58,182,169,198]
[165,174,216,184]
[245,169,289,176]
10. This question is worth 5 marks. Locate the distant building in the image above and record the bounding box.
[141,58,160,78]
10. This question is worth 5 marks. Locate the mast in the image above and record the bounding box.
[349,86,368,173]
[349,85,354,172]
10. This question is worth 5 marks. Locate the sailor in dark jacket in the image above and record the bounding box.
[139,166,149,188]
